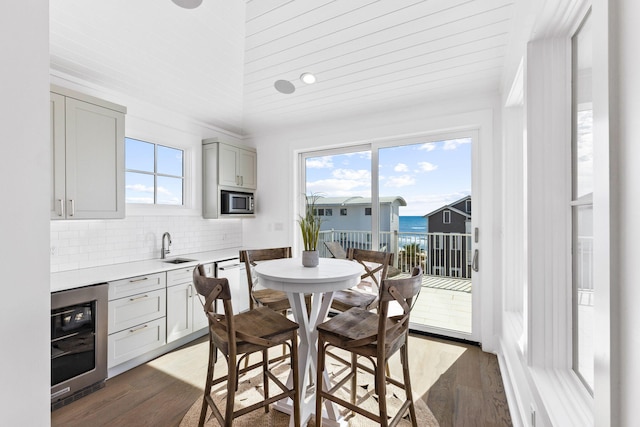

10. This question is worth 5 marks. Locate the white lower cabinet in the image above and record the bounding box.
[108,318,166,369]
[107,272,166,368]
[166,264,211,343]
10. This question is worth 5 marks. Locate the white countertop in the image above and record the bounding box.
[51,248,242,293]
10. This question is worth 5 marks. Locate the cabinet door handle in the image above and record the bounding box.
[240,176,243,186]
[129,294,149,302]
[236,175,240,185]
[129,277,149,283]
[188,285,193,298]
[129,324,148,333]
[57,199,64,217]
[68,199,75,217]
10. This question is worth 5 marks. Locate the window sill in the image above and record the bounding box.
[125,203,199,217]
[530,366,593,426]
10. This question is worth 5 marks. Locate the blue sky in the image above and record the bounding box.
[305,138,471,216]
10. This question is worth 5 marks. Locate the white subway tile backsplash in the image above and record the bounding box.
[50,216,242,272]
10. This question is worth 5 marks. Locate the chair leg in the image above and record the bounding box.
[315,336,326,427]
[401,343,417,427]
[262,349,270,413]
[199,339,216,427]
[226,354,238,427]
[376,359,388,427]
[350,353,358,405]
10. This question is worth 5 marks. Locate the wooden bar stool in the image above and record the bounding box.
[240,247,311,314]
[193,264,301,427]
[315,267,423,427]
[330,248,393,312]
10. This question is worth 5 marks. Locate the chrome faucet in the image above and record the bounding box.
[161,232,172,259]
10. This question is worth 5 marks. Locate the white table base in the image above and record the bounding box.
[273,291,348,427]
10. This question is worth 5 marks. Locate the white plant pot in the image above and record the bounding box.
[302,250,319,267]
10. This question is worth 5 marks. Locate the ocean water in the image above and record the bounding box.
[398,216,428,249]
[399,216,427,233]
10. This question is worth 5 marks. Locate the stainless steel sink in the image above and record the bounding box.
[163,258,196,264]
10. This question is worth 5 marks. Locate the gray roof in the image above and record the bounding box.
[424,195,471,218]
[315,196,407,207]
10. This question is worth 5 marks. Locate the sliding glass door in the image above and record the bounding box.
[301,132,477,341]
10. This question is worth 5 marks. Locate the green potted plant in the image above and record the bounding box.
[298,193,323,267]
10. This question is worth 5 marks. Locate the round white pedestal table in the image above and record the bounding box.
[254,257,364,427]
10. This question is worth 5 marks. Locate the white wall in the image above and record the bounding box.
[0,0,50,425]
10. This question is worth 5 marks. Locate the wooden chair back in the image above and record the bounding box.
[239,247,292,310]
[346,248,393,303]
[324,241,347,259]
[376,266,422,354]
[193,264,238,354]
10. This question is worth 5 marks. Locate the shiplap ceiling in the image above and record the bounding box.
[50,0,517,136]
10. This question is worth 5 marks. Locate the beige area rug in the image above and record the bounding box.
[180,359,439,427]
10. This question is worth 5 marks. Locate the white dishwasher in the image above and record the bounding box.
[215,258,249,314]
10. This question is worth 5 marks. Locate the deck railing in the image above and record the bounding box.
[319,229,473,279]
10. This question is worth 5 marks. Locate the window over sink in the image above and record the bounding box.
[125,137,184,205]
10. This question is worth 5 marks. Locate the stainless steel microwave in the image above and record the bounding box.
[221,190,254,215]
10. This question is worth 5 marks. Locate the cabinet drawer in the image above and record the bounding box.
[108,288,166,333]
[107,317,166,368]
[167,266,197,287]
[108,272,166,300]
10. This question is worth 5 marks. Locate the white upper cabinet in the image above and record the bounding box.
[202,138,257,218]
[217,142,257,190]
[50,86,126,220]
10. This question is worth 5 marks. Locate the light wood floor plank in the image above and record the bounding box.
[51,334,512,427]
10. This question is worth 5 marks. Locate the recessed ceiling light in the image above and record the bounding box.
[300,72,316,84]
[171,0,203,9]
[274,80,296,94]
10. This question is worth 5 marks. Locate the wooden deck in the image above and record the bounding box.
[395,273,473,334]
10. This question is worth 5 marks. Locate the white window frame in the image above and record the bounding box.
[125,137,185,206]
[443,210,451,224]
[501,3,603,426]
[124,133,194,216]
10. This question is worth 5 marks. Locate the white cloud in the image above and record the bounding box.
[399,191,471,216]
[394,163,409,172]
[156,186,174,196]
[418,142,437,151]
[385,175,415,188]
[417,161,438,172]
[126,184,154,193]
[307,179,369,196]
[306,156,334,168]
[442,138,471,150]
[332,168,370,180]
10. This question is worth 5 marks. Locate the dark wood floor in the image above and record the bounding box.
[51,334,512,426]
